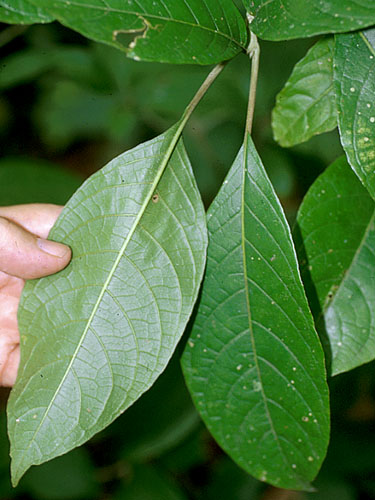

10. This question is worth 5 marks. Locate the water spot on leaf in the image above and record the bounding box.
[252,380,261,392]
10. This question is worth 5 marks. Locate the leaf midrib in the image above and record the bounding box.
[241,134,289,472]
[31,0,246,49]
[324,209,375,317]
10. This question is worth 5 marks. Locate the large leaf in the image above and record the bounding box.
[8,122,207,485]
[27,0,247,64]
[247,0,375,41]
[272,37,337,148]
[334,28,375,201]
[0,0,53,24]
[294,157,375,376]
[182,134,330,490]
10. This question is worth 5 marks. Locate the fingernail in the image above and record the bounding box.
[37,238,70,258]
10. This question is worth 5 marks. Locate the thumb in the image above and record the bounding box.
[0,217,71,280]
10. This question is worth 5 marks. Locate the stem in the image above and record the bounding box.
[245,28,260,135]
[181,62,227,128]
[0,25,27,49]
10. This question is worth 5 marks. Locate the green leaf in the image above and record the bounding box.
[182,134,330,490]
[272,37,337,148]
[0,157,82,205]
[7,122,207,485]
[247,0,375,41]
[294,157,375,376]
[334,28,375,201]
[27,0,247,64]
[0,0,53,24]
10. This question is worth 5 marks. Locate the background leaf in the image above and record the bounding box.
[247,0,375,41]
[334,28,375,201]
[0,157,82,205]
[272,37,337,148]
[96,350,200,464]
[182,135,330,490]
[294,157,375,376]
[113,464,187,500]
[26,0,248,64]
[21,448,99,500]
[8,123,207,485]
[0,0,53,24]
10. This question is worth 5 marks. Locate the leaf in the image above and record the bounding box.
[182,134,330,490]
[0,0,53,24]
[294,156,375,376]
[272,37,337,148]
[334,28,375,201]
[247,0,375,41]
[27,0,248,64]
[7,122,207,485]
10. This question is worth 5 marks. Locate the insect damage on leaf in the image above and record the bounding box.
[112,15,158,60]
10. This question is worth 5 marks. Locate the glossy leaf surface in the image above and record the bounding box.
[27,0,247,64]
[272,37,337,148]
[334,28,375,201]
[295,157,375,376]
[182,135,330,490]
[8,123,207,485]
[247,0,375,41]
[0,0,53,24]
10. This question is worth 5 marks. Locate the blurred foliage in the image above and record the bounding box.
[0,19,372,500]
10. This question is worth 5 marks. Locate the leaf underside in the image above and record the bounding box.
[182,135,330,491]
[334,28,375,201]
[0,0,53,24]
[8,124,207,485]
[247,0,375,41]
[26,0,248,64]
[272,37,337,148]
[295,157,375,376]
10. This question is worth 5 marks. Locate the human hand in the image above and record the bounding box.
[0,204,71,387]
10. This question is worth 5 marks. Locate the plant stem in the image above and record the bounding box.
[245,27,260,135]
[0,25,27,49]
[181,62,227,127]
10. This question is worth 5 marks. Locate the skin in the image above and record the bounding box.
[0,204,71,387]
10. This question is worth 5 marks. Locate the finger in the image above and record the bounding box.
[0,217,71,280]
[0,204,63,239]
[0,276,22,387]
[0,341,19,387]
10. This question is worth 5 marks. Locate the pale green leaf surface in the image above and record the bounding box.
[272,37,337,148]
[294,157,375,376]
[27,0,247,64]
[247,0,375,41]
[182,135,330,490]
[8,123,207,485]
[334,28,375,201]
[0,0,53,24]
